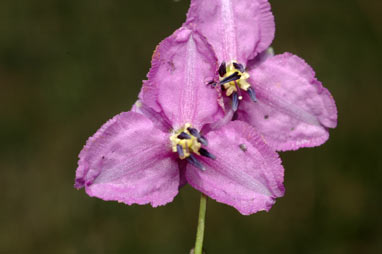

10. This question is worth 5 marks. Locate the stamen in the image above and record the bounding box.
[218,62,227,77]
[187,127,208,146]
[198,136,208,146]
[219,72,241,85]
[187,127,198,136]
[177,132,191,139]
[186,154,206,171]
[199,148,216,160]
[247,87,257,102]
[232,92,239,111]
[233,62,245,73]
[177,144,184,158]
[234,81,243,100]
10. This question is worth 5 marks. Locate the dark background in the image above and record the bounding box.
[1,0,381,253]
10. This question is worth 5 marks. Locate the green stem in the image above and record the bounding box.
[194,193,207,254]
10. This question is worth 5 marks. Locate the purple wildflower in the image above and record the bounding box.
[75,27,285,215]
[185,0,338,151]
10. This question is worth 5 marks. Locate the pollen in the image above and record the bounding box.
[219,61,251,98]
[170,123,201,159]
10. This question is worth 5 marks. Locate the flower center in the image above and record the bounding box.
[219,61,250,98]
[170,123,215,171]
[217,61,257,111]
[170,123,202,159]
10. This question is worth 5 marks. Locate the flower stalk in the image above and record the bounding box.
[194,193,207,254]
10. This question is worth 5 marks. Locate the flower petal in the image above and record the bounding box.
[75,111,179,207]
[185,0,275,64]
[138,80,162,113]
[131,100,172,133]
[186,121,285,215]
[141,27,223,130]
[238,53,338,151]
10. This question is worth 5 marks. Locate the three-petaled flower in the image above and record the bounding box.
[185,0,337,151]
[75,27,285,215]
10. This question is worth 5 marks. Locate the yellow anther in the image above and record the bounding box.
[170,123,201,159]
[219,61,251,97]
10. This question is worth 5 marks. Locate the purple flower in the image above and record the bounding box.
[185,0,338,151]
[75,27,285,215]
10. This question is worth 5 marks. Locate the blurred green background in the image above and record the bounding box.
[1,0,381,253]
